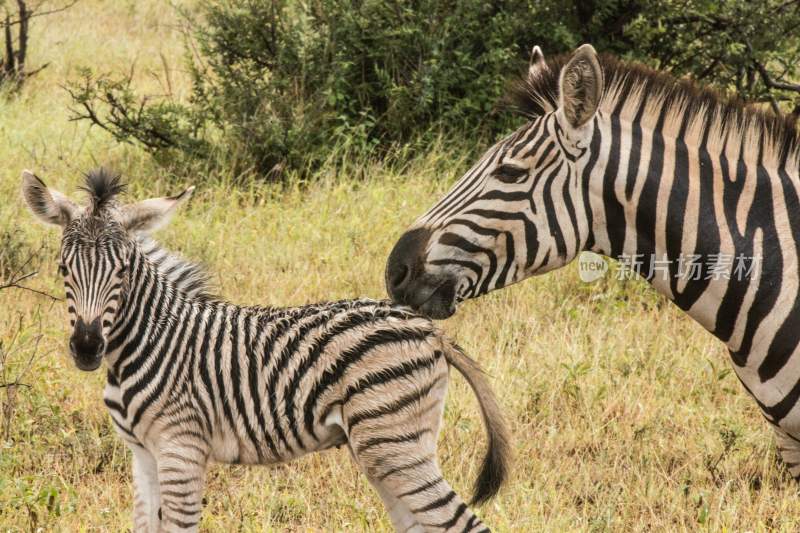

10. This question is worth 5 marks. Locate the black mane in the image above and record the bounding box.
[79,167,126,212]
[507,53,800,167]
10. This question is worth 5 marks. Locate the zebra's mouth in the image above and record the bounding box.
[411,277,458,320]
[72,352,103,372]
[69,316,106,372]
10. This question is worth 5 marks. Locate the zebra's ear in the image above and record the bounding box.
[21,170,79,227]
[558,44,603,130]
[528,45,546,81]
[119,186,195,234]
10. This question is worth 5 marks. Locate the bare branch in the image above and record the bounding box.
[745,40,800,94]
[767,93,781,115]
[23,60,48,77]
[0,270,61,301]
[158,51,173,97]
[1,0,77,88]
[755,63,800,92]
[5,0,79,26]
[770,0,800,14]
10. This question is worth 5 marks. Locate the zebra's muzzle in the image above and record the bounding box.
[386,227,458,319]
[69,317,105,371]
[413,278,457,319]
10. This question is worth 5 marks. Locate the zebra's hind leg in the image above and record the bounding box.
[359,452,487,532]
[343,434,422,531]
[364,472,424,532]
[344,367,488,530]
[773,427,800,480]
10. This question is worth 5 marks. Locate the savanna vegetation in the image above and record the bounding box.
[66,0,800,181]
[1,0,800,531]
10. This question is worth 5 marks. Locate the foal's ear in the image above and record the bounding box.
[119,186,195,234]
[21,170,79,227]
[558,44,603,130]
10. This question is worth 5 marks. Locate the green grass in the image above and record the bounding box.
[2,1,800,531]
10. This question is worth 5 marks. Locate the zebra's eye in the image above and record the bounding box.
[58,263,68,276]
[493,164,528,184]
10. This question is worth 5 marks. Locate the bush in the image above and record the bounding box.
[67,0,800,182]
[67,0,576,180]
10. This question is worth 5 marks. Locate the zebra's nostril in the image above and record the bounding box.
[390,264,409,290]
[385,227,432,300]
[70,317,106,358]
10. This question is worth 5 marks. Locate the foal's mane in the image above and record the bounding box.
[79,167,126,213]
[77,168,215,301]
[508,53,800,170]
[137,236,216,302]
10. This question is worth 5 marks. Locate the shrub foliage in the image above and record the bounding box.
[67,0,800,181]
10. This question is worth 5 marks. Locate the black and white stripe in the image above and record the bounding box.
[387,44,800,477]
[22,169,510,532]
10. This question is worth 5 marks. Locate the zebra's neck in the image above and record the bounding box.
[583,109,800,358]
[135,235,213,300]
[104,242,215,376]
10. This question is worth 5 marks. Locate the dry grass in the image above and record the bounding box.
[1,1,800,531]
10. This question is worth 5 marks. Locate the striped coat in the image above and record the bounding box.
[386,44,800,477]
[22,169,510,532]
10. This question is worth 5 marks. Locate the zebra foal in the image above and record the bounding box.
[21,169,510,532]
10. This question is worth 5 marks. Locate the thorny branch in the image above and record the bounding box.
[0,312,48,440]
[0,239,60,301]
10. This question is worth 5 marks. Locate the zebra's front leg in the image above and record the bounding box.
[130,444,161,532]
[156,444,209,533]
[774,427,800,480]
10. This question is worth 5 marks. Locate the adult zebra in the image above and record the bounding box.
[22,169,510,532]
[385,44,800,476]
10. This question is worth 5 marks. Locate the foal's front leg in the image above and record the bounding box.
[130,444,161,532]
[156,444,209,533]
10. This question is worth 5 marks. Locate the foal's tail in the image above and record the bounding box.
[443,340,511,505]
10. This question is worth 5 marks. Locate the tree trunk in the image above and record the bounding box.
[3,14,14,81]
[15,0,27,78]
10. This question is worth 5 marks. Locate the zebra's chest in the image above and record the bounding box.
[103,380,151,448]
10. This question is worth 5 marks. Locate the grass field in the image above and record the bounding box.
[2,1,800,531]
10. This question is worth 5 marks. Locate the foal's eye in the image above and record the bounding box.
[493,164,529,184]
[58,264,68,276]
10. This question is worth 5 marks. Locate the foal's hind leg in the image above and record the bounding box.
[344,438,421,531]
[344,360,488,531]
[359,451,487,532]
[364,472,424,533]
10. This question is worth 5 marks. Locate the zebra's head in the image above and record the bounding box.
[386,44,602,318]
[21,168,194,371]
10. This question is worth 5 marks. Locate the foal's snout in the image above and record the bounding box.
[69,317,105,371]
